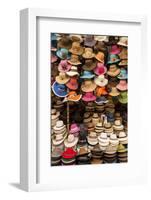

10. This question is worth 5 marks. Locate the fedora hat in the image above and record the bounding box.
[107,64,121,77]
[70,34,83,43]
[82,48,95,59]
[109,133,119,146]
[55,72,70,84]
[80,71,95,79]
[94,63,107,76]
[117,37,128,47]
[69,42,84,55]
[95,122,104,134]
[95,86,108,97]
[69,123,80,134]
[116,80,127,91]
[64,134,78,148]
[58,60,72,72]
[94,35,108,42]
[109,45,121,55]
[62,147,77,159]
[87,131,98,145]
[57,35,72,49]
[113,120,124,131]
[94,75,108,87]
[81,80,96,92]
[109,87,120,96]
[66,66,79,77]
[107,54,120,65]
[118,47,127,59]
[64,91,82,102]
[56,48,70,60]
[95,52,105,63]
[118,91,128,104]
[51,109,60,120]
[82,59,96,71]
[52,133,67,146]
[84,35,97,47]
[82,92,96,102]
[51,53,58,63]
[95,96,108,104]
[66,77,78,90]
[118,131,128,144]
[118,59,128,66]
[98,132,109,145]
[53,120,65,131]
[67,54,81,65]
[52,81,67,97]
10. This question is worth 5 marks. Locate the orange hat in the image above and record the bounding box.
[64,91,82,102]
[96,87,108,97]
[95,52,105,63]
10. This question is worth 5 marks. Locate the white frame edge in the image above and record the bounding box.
[20,8,147,192]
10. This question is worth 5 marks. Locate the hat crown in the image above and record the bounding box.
[67,134,75,143]
[104,122,112,128]
[84,48,93,56]
[120,80,127,85]
[119,131,126,138]
[56,120,64,128]
[98,75,105,81]
[96,52,104,59]
[70,54,79,62]
[71,42,81,51]
[110,133,117,140]
[70,123,78,129]
[111,87,119,93]
[89,131,97,138]
[100,132,107,139]
[114,119,121,126]
[84,80,93,87]
[84,91,94,98]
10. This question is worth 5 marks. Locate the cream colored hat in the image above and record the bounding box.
[66,66,79,77]
[55,72,70,84]
[94,75,108,87]
[118,131,128,144]
[64,134,78,148]
[87,131,98,146]
[53,120,65,131]
[109,133,119,146]
[98,132,109,146]
[113,120,124,131]
[51,109,60,120]
[52,133,67,146]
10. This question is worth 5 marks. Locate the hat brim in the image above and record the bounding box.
[52,82,68,97]
[68,94,82,102]
[69,48,83,55]
[66,72,79,77]
[55,76,70,84]
[80,75,95,79]
[82,53,95,59]
[117,42,128,47]
[94,79,108,87]
[107,59,121,64]
[64,137,78,148]
[81,83,97,92]
[67,60,81,65]
[95,56,104,63]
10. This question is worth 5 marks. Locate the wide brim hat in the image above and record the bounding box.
[109,88,120,96]
[82,93,96,102]
[95,52,105,63]
[95,87,108,96]
[118,47,128,59]
[67,57,81,65]
[118,59,128,66]
[70,34,83,43]
[66,67,79,77]
[55,73,70,84]
[58,60,72,72]
[69,42,84,55]
[82,60,96,71]
[66,91,82,102]
[87,137,98,146]
[64,134,78,148]
[69,126,80,134]
[80,71,95,79]
[117,37,128,47]
[109,45,121,55]
[66,77,78,90]
[116,82,128,91]
[52,81,67,97]
[113,124,124,131]
[107,57,120,64]
[81,80,96,92]
[57,36,72,49]
[107,68,121,77]
[94,75,108,87]
[56,48,70,60]
[94,35,108,42]
[51,110,60,120]
[52,133,67,146]
[95,96,108,104]
[84,36,97,47]
[94,64,107,76]
[82,48,95,59]
[62,147,77,159]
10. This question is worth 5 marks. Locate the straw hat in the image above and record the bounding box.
[118,131,128,144]
[51,109,60,120]
[104,144,117,154]
[82,59,97,71]
[92,113,100,126]
[66,66,79,77]
[118,59,128,66]
[69,42,84,55]
[94,63,107,76]
[80,71,95,79]
[84,35,96,47]
[109,87,120,96]
[98,132,109,146]
[94,35,108,42]
[81,80,96,92]
[58,60,72,72]
[69,123,80,134]
[107,64,121,77]
[87,131,98,145]
[118,47,128,59]
[82,48,95,59]
[57,35,72,49]
[83,112,92,124]
[64,134,78,148]
[117,143,127,153]
[52,133,67,146]
[66,77,78,90]
[95,122,104,134]
[53,120,65,131]
[55,72,70,84]
[116,80,127,91]
[94,75,108,87]
[109,133,119,146]
[70,34,83,43]
[67,54,81,65]
[117,37,128,47]
[104,122,114,136]
[56,48,70,60]
[64,91,82,102]
[113,120,124,131]
[87,122,95,132]
[95,52,105,63]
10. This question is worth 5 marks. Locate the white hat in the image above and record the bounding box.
[64,134,78,148]
[87,131,98,145]
[98,132,109,146]
[94,75,108,87]
[53,120,65,131]
[51,109,60,120]
[113,120,124,131]
[118,131,128,144]
[66,66,79,77]
[52,133,67,146]
[109,134,119,146]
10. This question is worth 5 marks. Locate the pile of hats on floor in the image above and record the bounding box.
[51,33,128,166]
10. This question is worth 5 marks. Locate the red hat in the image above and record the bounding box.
[62,148,77,159]
[109,45,121,55]
[66,77,78,90]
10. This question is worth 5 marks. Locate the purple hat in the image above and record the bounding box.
[94,63,107,75]
[58,60,72,72]
[52,81,67,97]
[109,45,121,55]
[84,35,97,47]
[69,123,80,135]
[82,92,96,102]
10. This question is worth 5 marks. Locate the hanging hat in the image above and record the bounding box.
[84,35,97,47]
[55,72,70,84]
[62,147,77,159]
[94,35,108,42]
[52,81,67,97]
[81,80,96,92]
[94,75,108,87]
[57,35,72,49]
[64,134,78,148]
[51,109,60,120]
[87,131,98,145]
[118,47,128,59]
[82,92,96,102]
[109,134,119,146]
[69,42,84,55]
[107,54,120,64]
[95,52,105,63]
[109,45,121,55]
[118,91,128,104]
[94,63,107,75]
[94,41,108,53]
[52,133,67,146]
[56,48,70,60]
[69,123,80,134]
[118,59,128,66]
[64,91,82,102]
[66,66,79,77]
[66,77,78,90]
[95,96,108,104]
[107,64,121,77]
[113,120,124,131]
[118,131,128,144]
[95,86,108,96]
[82,59,96,71]
[116,80,127,91]
[109,87,120,96]
[117,37,128,47]
[67,54,81,65]
[82,48,95,59]
[69,34,83,43]
[80,71,95,79]
[105,36,119,45]
[58,60,72,72]
[51,53,58,63]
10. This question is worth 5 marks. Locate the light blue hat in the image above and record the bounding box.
[56,48,70,60]
[80,71,95,79]
[117,69,128,79]
[107,54,120,64]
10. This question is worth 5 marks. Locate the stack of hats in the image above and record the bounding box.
[98,132,109,151]
[61,147,77,165]
[95,122,104,136]
[103,144,117,164]
[85,102,95,112]
[76,147,91,165]
[87,131,98,149]
[51,148,62,166]
[51,109,60,127]
[91,144,103,164]
[83,112,92,124]
[92,113,100,126]
[113,119,124,136]
[117,143,128,163]
[104,122,114,137]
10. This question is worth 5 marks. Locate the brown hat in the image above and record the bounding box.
[69,42,84,55]
[57,35,72,49]
[82,48,95,59]
[67,54,81,65]
[82,59,96,71]
[81,80,96,92]
[118,47,128,59]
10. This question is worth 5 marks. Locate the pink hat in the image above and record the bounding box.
[116,80,128,91]
[69,123,80,135]
[82,92,96,102]
[58,60,72,72]
[109,45,121,55]
[93,63,107,75]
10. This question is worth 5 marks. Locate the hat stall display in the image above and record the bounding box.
[66,66,79,77]
[67,54,81,65]
[94,75,108,87]
[116,80,128,91]
[56,48,70,60]
[69,42,84,55]
[82,59,97,71]
[94,63,107,76]
[82,92,96,102]
[84,35,97,47]
[80,71,95,79]
[82,48,95,59]
[81,80,96,92]
[58,60,72,72]
[52,81,67,97]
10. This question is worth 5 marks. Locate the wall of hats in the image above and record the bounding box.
[51,33,128,166]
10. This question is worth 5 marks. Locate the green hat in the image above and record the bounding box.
[118,91,128,104]
[117,144,127,153]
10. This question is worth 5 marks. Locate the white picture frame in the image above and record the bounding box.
[20,8,148,192]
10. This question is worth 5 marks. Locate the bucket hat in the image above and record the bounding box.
[113,120,124,131]
[69,123,80,134]
[80,71,95,79]
[64,134,78,148]
[84,35,97,47]
[95,52,105,63]
[107,64,121,77]
[64,91,82,102]
[58,60,72,72]
[66,77,78,90]
[118,47,128,59]
[82,48,95,59]
[116,80,127,91]
[118,131,128,144]
[82,92,96,102]
[94,63,107,75]
[82,59,96,71]
[67,54,81,65]
[109,45,121,55]
[94,35,108,42]
[55,72,70,84]
[69,42,84,55]
[81,80,96,92]
[56,48,70,60]
[118,59,128,66]
[94,75,108,87]
[117,37,128,47]
[87,131,98,145]
[95,86,108,96]
[70,34,83,43]
[109,87,120,96]
[66,66,79,77]
[107,54,120,64]
[62,147,77,159]
[57,35,72,49]
[52,81,67,97]
[95,96,108,104]
[118,91,128,104]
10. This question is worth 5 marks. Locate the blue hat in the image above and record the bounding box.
[56,48,70,60]
[95,96,108,104]
[117,69,128,79]
[107,54,120,64]
[80,71,95,79]
[106,112,115,122]
[52,81,67,97]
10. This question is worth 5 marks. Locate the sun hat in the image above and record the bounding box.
[95,96,108,104]
[94,35,108,42]
[87,131,98,145]
[94,63,107,75]
[55,72,70,84]
[64,91,82,102]
[82,59,96,71]
[67,54,81,65]
[118,59,128,66]
[52,133,67,146]
[95,86,108,96]
[62,147,77,159]
[118,131,128,144]
[118,91,128,104]
[94,41,108,54]
[66,66,79,77]
[92,113,100,125]
[69,41,84,55]
[105,36,119,45]
[113,120,124,131]
[57,35,72,49]
[52,81,67,97]
[109,45,121,54]
[117,143,127,153]
[107,54,120,64]
[70,34,83,43]
[94,75,108,87]
[69,123,80,134]
[51,53,58,63]
[84,35,97,47]
[51,148,62,161]
[80,71,95,79]
[66,77,78,90]
[117,69,127,79]
[51,109,60,120]
[58,60,72,72]
[118,47,127,59]
[82,48,95,59]
[82,92,96,102]
[53,120,65,131]
[109,87,120,96]
[109,134,119,146]
[64,134,78,148]
[107,64,121,77]
[117,37,128,47]
[95,52,105,63]
[81,80,96,92]
[116,80,127,91]
[56,48,70,60]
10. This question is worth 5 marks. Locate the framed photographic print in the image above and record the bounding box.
[20,8,148,191]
